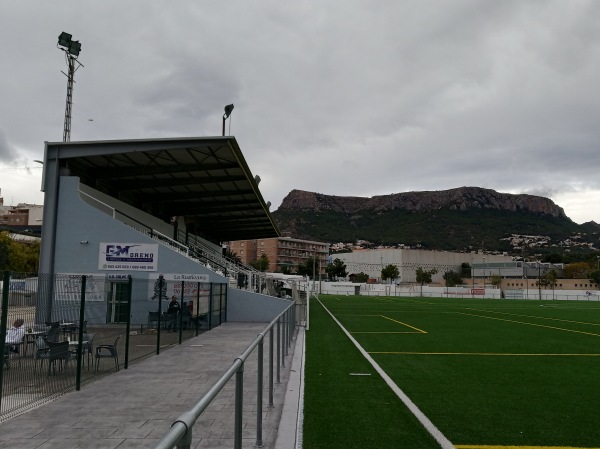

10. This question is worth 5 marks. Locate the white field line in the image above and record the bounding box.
[318,298,454,449]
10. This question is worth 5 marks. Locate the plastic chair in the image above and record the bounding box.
[147,311,159,329]
[45,340,72,375]
[45,322,61,343]
[81,333,95,369]
[70,333,96,370]
[33,337,50,372]
[95,336,120,372]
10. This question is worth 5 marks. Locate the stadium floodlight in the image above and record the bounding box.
[222,104,234,136]
[57,31,83,141]
[68,40,81,56]
[224,104,234,119]
[58,32,72,48]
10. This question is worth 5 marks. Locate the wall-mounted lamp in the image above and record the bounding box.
[80,240,89,245]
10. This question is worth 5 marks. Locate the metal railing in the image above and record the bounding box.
[153,301,298,449]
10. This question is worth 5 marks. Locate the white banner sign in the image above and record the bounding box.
[162,273,210,282]
[56,274,105,301]
[98,243,158,271]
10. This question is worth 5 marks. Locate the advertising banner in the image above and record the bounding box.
[147,273,211,314]
[56,274,105,301]
[98,242,158,271]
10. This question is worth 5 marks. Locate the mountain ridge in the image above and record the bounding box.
[275,187,567,217]
[271,187,599,254]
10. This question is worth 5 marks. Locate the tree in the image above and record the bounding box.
[0,231,11,271]
[539,270,558,290]
[543,253,563,264]
[490,274,502,287]
[352,272,369,283]
[460,262,471,278]
[416,267,438,285]
[381,264,399,283]
[0,232,40,273]
[250,253,269,272]
[443,270,463,287]
[564,262,591,279]
[297,256,319,279]
[589,270,600,287]
[416,267,438,297]
[224,248,242,264]
[9,239,40,273]
[325,258,347,281]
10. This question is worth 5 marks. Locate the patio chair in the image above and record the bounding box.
[181,310,192,330]
[45,322,61,343]
[45,339,72,375]
[81,332,95,369]
[147,311,159,329]
[95,336,120,372]
[33,336,50,372]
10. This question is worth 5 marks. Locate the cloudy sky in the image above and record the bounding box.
[1,1,600,224]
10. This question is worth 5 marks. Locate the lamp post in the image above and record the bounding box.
[222,104,234,136]
[57,32,83,142]
[482,256,486,296]
[538,263,542,301]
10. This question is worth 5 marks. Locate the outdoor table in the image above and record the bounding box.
[22,330,46,357]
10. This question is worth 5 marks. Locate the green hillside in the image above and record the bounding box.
[272,207,593,253]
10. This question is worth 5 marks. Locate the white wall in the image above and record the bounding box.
[227,288,291,322]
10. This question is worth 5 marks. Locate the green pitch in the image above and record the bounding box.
[303,294,600,449]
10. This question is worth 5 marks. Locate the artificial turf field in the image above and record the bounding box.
[303,294,600,449]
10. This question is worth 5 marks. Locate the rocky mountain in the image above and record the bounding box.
[278,187,566,216]
[271,187,600,254]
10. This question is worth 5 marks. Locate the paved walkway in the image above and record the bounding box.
[0,322,304,449]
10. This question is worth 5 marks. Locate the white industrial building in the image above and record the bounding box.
[334,248,513,283]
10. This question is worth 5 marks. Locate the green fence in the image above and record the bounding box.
[0,271,227,422]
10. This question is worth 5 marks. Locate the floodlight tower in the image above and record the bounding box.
[57,32,83,142]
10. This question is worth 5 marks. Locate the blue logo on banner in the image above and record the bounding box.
[104,245,154,263]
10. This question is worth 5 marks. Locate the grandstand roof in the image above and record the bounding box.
[43,137,279,242]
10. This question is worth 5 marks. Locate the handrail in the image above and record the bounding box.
[79,191,116,218]
[79,190,269,293]
[153,301,297,449]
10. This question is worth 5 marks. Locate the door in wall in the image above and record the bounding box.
[106,282,128,323]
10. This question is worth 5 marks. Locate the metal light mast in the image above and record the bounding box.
[57,32,83,142]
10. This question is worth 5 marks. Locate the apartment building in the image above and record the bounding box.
[228,237,330,275]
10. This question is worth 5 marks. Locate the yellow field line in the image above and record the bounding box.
[465,307,600,327]
[379,315,428,333]
[455,445,600,449]
[368,351,600,356]
[454,312,600,337]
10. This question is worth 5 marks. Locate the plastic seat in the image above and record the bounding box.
[33,336,50,371]
[45,339,72,375]
[95,336,120,372]
[45,322,61,343]
[147,311,159,329]
[70,333,96,369]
